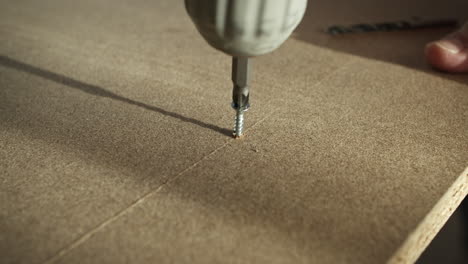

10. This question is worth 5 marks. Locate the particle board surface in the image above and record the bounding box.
[0,0,467,264]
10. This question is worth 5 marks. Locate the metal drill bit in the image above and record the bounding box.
[231,56,251,138]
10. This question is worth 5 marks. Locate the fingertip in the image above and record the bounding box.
[425,39,468,73]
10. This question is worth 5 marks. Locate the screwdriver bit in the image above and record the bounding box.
[231,56,251,138]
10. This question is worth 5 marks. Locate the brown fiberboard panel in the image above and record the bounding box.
[0,0,467,263]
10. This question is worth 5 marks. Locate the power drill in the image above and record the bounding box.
[185,0,307,137]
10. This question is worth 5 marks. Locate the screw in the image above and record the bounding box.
[233,109,245,138]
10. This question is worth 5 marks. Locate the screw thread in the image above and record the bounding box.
[233,110,244,138]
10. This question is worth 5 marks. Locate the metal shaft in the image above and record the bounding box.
[231,56,251,138]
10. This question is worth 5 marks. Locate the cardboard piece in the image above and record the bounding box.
[0,0,467,263]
